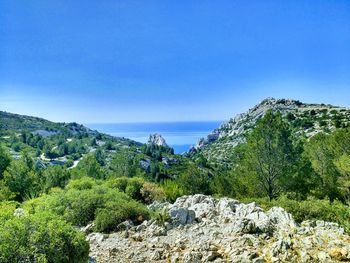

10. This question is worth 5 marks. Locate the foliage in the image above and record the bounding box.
[24,178,149,232]
[3,159,39,201]
[0,147,11,178]
[237,110,298,200]
[245,195,350,232]
[160,179,184,202]
[41,165,71,192]
[151,208,171,227]
[0,211,89,263]
[175,164,211,195]
[140,181,166,204]
[109,149,138,177]
[75,155,104,179]
[94,200,149,233]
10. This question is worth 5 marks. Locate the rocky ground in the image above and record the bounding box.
[87,195,350,263]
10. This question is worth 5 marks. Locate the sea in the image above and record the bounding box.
[86,121,222,154]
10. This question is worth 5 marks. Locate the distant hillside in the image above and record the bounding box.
[0,111,97,136]
[189,98,350,164]
[0,110,143,166]
[0,111,186,181]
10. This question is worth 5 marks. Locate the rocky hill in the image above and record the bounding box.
[88,194,350,263]
[189,98,350,164]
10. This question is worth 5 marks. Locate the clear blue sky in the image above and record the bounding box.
[1,1,349,123]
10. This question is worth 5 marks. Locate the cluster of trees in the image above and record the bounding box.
[206,111,350,203]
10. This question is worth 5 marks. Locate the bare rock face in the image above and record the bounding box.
[88,195,350,263]
[148,133,168,147]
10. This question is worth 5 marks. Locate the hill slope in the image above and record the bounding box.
[0,111,142,165]
[189,98,350,164]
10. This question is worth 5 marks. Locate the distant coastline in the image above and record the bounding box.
[85,121,222,153]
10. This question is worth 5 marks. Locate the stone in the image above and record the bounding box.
[80,223,95,234]
[139,159,151,170]
[151,250,163,260]
[130,233,143,242]
[267,207,296,229]
[117,220,134,231]
[329,247,348,261]
[86,194,350,263]
[13,208,25,217]
[169,207,195,225]
[86,233,106,244]
[204,251,221,261]
[233,218,256,234]
[317,251,330,261]
[182,251,202,263]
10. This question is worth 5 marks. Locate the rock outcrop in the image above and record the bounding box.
[88,195,350,262]
[148,133,168,147]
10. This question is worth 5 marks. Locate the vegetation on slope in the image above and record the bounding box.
[0,102,350,260]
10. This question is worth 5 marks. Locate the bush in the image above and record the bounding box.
[150,208,171,227]
[0,201,18,223]
[0,212,89,263]
[104,177,146,201]
[24,178,150,232]
[104,177,129,192]
[160,179,184,202]
[94,201,149,232]
[66,177,97,190]
[140,182,166,204]
[176,165,211,195]
[244,195,350,232]
[125,177,145,200]
[3,159,39,201]
[42,165,71,192]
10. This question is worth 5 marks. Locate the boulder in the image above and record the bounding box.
[267,207,296,230]
[169,207,195,225]
[171,194,217,220]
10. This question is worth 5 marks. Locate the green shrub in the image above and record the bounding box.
[104,177,146,201]
[66,177,97,190]
[24,178,150,232]
[0,212,89,263]
[244,195,350,232]
[0,201,18,223]
[104,177,129,192]
[160,179,184,202]
[140,182,166,204]
[94,200,149,232]
[150,208,171,227]
[125,177,145,200]
[42,165,71,192]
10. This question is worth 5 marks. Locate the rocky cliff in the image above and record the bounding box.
[88,195,350,262]
[189,98,350,164]
[148,133,168,147]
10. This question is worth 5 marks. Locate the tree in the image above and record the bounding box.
[76,155,104,179]
[109,150,136,177]
[3,159,38,201]
[94,148,106,166]
[176,164,210,195]
[42,166,71,192]
[304,133,340,201]
[242,110,296,200]
[0,147,11,178]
